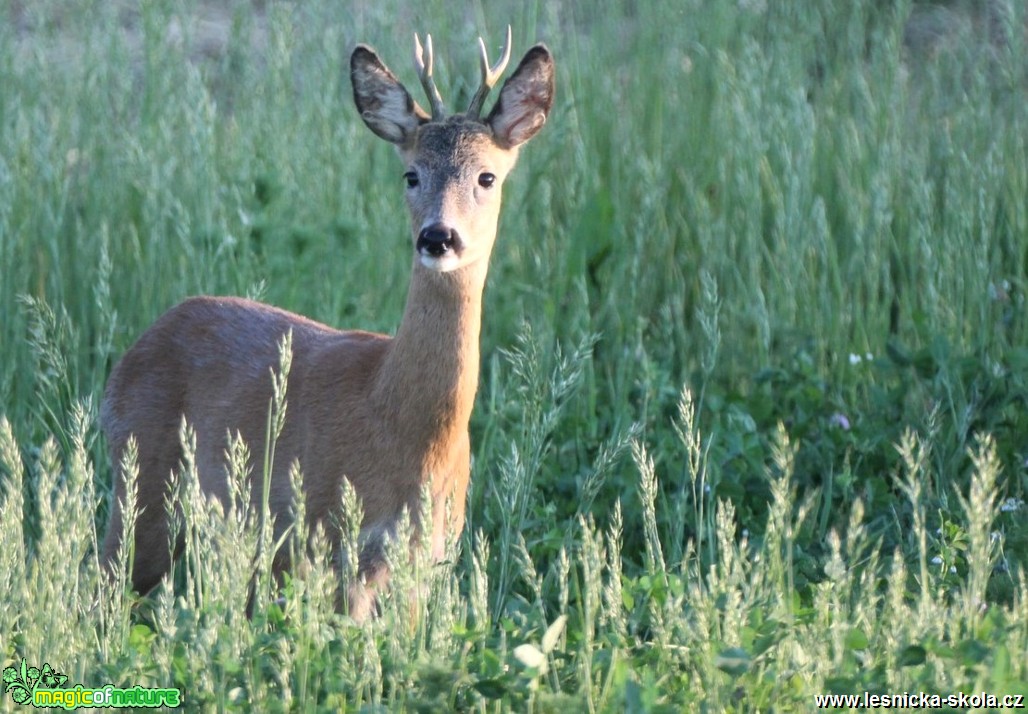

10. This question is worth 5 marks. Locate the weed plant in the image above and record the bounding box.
[1,0,1027,710]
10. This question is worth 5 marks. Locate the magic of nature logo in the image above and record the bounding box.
[3,658,181,709]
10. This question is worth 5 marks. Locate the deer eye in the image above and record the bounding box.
[478,172,496,189]
[403,171,419,188]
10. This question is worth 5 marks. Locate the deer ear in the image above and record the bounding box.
[486,44,554,149]
[351,45,429,147]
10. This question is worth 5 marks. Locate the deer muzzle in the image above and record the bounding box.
[417,224,462,258]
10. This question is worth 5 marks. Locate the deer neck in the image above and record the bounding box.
[371,257,488,461]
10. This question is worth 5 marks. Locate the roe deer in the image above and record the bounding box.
[100,27,555,620]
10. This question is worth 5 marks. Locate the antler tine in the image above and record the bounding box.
[413,32,446,120]
[467,25,512,119]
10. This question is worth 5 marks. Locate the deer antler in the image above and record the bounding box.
[414,33,446,121]
[467,25,512,120]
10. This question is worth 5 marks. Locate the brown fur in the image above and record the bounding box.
[101,33,554,620]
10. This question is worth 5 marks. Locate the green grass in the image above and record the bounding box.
[2,0,1028,710]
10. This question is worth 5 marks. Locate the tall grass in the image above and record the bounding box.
[2,0,1027,709]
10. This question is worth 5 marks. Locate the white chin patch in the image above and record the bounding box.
[419,252,462,272]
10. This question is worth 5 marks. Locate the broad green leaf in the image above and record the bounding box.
[897,645,926,667]
[845,628,869,651]
[715,647,751,677]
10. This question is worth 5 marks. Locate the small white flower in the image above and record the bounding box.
[931,555,943,565]
[1000,498,1025,513]
[829,412,850,430]
[989,280,1011,302]
[949,566,957,574]
[990,531,1001,543]
[848,353,862,365]
[865,352,874,361]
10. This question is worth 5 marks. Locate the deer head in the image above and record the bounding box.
[350,27,555,273]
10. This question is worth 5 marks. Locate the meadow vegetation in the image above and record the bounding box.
[1,0,1027,709]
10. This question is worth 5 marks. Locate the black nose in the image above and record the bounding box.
[417,225,461,257]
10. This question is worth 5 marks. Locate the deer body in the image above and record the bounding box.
[100,29,554,619]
